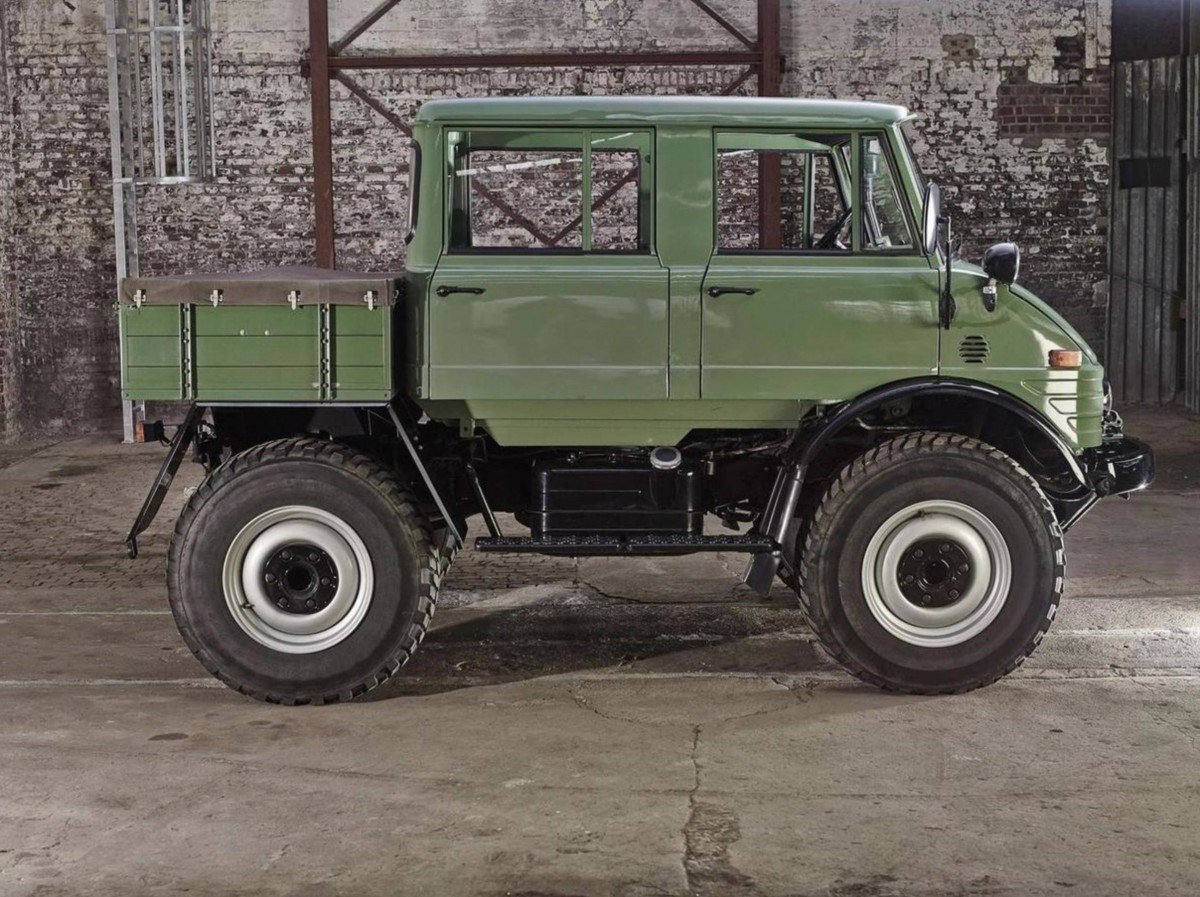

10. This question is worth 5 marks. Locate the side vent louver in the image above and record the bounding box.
[958,335,989,364]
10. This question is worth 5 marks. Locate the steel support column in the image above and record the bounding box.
[309,0,336,268]
[756,0,782,248]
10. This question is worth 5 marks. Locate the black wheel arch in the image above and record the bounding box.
[795,377,1095,528]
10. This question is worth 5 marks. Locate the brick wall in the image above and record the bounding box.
[0,0,1112,440]
[996,77,1111,139]
[780,0,1112,343]
[0,4,13,436]
[4,2,120,440]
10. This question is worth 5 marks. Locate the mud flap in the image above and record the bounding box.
[743,460,805,596]
[386,405,465,548]
[124,404,204,559]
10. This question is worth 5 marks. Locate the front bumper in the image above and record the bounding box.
[1085,436,1155,497]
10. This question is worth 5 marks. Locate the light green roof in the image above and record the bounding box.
[415,96,910,129]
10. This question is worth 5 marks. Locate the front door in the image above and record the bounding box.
[428,128,668,401]
[701,131,940,400]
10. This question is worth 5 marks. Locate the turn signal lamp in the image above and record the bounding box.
[1048,349,1083,369]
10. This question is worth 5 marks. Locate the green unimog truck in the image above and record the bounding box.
[120,96,1152,704]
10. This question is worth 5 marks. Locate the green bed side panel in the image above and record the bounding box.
[121,302,394,402]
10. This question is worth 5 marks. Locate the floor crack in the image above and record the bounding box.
[681,723,759,896]
[568,684,637,724]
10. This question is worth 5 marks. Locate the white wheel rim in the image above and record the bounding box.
[223,505,374,654]
[860,499,1011,648]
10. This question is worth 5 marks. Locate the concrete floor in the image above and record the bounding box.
[1,407,1199,896]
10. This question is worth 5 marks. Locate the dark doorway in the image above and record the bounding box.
[1107,0,1200,410]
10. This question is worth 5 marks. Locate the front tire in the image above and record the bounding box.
[796,432,1063,694]
[168,438,445,704]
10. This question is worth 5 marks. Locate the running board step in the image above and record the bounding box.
[474,534,776,557]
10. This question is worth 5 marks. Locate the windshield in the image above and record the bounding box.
[898,122,927,194]
[860,135,913,250]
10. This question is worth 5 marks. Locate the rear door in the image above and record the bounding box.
[701,131,940,400]
[428,128,668,400]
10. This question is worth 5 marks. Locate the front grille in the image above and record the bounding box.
[958,335,989,364]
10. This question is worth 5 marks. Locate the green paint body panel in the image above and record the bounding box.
[701,254,940,399]
[942,264,1104,449]
[428,255,670,400]
[121,302,393,403]
[121,97,1103,454]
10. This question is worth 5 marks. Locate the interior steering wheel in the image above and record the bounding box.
[815,207,853,250]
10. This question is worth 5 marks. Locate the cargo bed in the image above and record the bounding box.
[119,266,401,403]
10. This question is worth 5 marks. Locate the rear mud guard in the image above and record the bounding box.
[386,405,465,548]
[124,404,204,559]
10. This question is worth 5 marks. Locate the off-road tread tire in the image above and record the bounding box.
[795,431,1064,695]
[167,437,451,705]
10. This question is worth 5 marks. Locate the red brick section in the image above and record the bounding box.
[996,73,1111,140]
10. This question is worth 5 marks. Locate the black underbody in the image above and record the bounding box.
[126,380,1153,571]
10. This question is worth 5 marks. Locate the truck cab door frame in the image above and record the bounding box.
[427,127,670,402]
[701,128,941,401]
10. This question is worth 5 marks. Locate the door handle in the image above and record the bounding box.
[706,286,759,297]
[436,285,485,297]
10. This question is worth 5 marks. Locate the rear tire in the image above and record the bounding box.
[795,432,1063,694]
[167,438,446,704]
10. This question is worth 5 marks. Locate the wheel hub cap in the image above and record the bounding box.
[263,543,339,614]
[861,500,1011,648]
[895,538,972,608]
[222,506,374,654]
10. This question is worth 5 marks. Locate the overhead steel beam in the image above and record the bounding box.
[333,71,412,135]
[331,0,406,56]
[685,0,756,50]
[328,50,759,70]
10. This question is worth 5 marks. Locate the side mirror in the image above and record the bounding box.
[981,242,1020,285]
[980,242,1019,313]
[921,182,941,256]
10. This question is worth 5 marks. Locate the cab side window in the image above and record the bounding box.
[590,149,647,251]
[448,130,652,253]
[715,134,852,252]
[811,153,851,250]
[461,148,584,249]
[715,131,917,254]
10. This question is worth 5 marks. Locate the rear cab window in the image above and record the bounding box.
[445,128,653,253]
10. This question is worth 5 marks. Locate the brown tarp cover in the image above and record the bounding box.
[119,266,404,307]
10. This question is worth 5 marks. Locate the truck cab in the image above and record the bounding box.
[121,96,1152,704]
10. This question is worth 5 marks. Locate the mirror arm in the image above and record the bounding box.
[982,278,998,313]
[939,215,956,330]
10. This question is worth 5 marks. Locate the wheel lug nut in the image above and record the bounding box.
[914,549,924,558]
[277,598,287,608]
[949,589,959,599]
[903,574,914,584]
[308,553,318,562]
[940,543,950,553]
[281,550,291,560]
[305,598,315,609]
[265,573,276,583]
[920,595,931,605]
[321,577,331,586]
[958,563,969,573]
